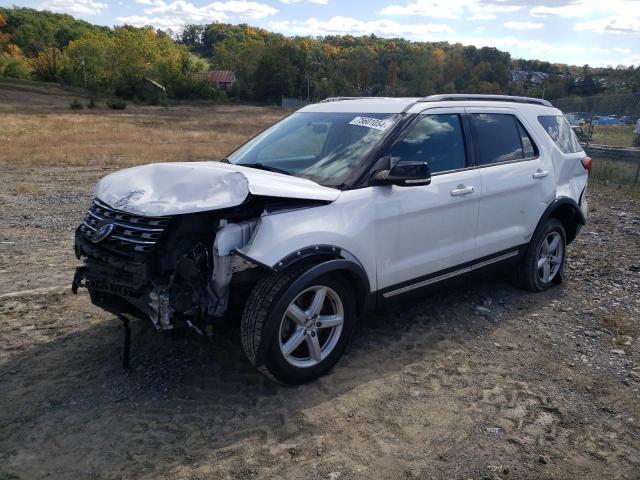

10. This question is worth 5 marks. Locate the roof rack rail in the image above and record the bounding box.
[320,96,383,103]
[419,94,552,107]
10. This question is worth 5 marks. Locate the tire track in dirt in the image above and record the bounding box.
[1,167,639,479]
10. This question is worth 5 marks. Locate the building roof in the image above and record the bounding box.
[191,70,236,84]
[208,70,236,83]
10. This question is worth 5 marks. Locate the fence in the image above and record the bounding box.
[551,93,640,185]
[281,97,310,110]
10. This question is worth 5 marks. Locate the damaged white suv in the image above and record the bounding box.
[73,94,590,383]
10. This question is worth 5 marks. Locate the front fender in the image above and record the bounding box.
[239,201,378,291]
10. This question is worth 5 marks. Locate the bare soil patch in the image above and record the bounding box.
[0,99,639,480]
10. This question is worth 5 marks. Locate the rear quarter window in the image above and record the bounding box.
[537,115,583,154]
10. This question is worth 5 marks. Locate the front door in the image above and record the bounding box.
[373,109,481,291]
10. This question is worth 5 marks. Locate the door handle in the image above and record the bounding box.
[450,185,475,196]
[533,169,549,179]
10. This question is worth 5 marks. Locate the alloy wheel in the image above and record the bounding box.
[537,231,563,283]
[278,285,345,368]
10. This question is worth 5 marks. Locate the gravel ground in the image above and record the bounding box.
[1,164,639,480]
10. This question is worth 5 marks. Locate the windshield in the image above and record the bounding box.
[226,112,399,187]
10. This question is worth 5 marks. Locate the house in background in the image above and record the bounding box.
[192,70,237,91]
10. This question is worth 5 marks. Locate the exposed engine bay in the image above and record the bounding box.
[72,195,324,334]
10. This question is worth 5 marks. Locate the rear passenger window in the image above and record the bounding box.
[538,115,583,154]
[517,121,537,158]
[389,114,466,174]
[470,113,528,165]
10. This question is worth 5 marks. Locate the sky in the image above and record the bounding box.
[4,0,640,66]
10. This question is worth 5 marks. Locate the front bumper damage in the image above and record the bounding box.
[72,199,260,333]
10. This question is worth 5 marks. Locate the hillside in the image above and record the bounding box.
[1,6,639,103]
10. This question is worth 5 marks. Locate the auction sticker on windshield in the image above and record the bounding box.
[349,116,391,131]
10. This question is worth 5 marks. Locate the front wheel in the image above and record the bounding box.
[513,218,566,292]
[242,267,355,384]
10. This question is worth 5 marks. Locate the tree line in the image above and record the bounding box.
[0,7,216,101]
[1,6,639,104]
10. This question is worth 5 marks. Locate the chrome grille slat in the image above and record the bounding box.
[86,210,164,232]
[80,199,172,256]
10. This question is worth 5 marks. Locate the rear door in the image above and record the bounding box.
[467,107,556,257]
[373,108,481,291]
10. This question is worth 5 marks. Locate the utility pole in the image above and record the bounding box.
[81,58,87,89]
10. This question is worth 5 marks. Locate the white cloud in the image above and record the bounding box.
[144,1,277,19]
[469,13,497,20]
[211,0,278,17]
[381,0,521,20]
[623,53,640,65]
[280,0,328,4]
[270,16,453,39]
[135,0,166,5]
[117,14,193,30]
[530,3,585,18]
[529,0,640,34]
[119,0,278,31]
[528,0,639,19]
[461,35,611,57]
[39,0,107,16]
[503,21,544,30]
[575,16,640,34]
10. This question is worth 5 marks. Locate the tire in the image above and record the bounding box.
[512,218,566,292]
[242,266,355,384]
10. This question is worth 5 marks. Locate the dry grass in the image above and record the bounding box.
[591,156,640,191]
[0,81,285,167]
[0,105,285,167]
[589,124,636,147]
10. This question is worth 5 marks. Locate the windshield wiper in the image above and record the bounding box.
[239,163,292,176]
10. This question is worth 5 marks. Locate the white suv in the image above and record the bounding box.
[73,94,590,383]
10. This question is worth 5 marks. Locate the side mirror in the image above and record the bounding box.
[371,161,432,187]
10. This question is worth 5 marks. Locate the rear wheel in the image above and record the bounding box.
[242,267,355,384]
[513,218,566,292]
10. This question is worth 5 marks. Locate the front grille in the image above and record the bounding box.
[78,198,172,257]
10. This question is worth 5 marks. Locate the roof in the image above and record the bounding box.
[208,70,236,83]
[301,97,420,114]
[191,70,236,83]
[301,95,556,114]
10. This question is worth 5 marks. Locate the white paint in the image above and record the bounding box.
[94,97,588,296]
[463,105,558,257]
[95,161,340,216]
[300,97,419,113]
[242,99,588,292]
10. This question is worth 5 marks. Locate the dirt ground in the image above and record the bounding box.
[1,97,640,479]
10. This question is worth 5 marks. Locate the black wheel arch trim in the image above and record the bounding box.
[535,196,585,245]
[273,245,343,272]
[542,197,586,225]
[254,258,372,367]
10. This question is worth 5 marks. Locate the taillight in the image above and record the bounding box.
[581,156,592,173]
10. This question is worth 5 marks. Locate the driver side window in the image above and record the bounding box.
[388,114,467,174]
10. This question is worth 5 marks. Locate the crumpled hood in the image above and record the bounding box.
[95,161,341,216]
